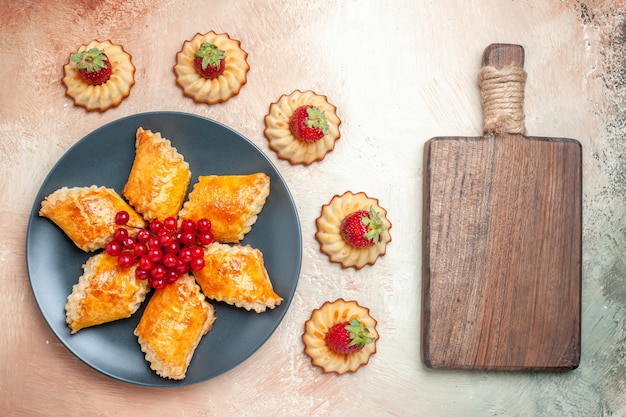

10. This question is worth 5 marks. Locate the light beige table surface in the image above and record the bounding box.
[2,1,625,416]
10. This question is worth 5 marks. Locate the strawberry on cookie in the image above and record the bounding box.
[315,191,392,269]
[62,40,135,112]
[302,299,378,374]
[264,90,341,165]
[174,31,249,105]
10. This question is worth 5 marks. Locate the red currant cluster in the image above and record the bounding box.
[105,211,214,289]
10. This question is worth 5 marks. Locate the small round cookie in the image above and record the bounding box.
[302,299,378,374]
[174,31,249,104]
[264,90,341,166]
[62,40,135,112]
[315,191,392,269]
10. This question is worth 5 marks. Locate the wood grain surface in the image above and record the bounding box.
[1,1,625,416]
[422,44,582,370]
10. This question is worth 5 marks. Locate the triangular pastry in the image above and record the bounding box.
[192,243,282,313]
[123,127,191,221]
[65,252,150,334]
[134,274,216,380]
[178,173,270,243]
[39,185,146,252]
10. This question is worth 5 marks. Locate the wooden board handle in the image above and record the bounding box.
[479,44,527,135]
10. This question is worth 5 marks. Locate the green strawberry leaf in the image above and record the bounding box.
[304,106,329,135]
[194,42,226,70]
[345,319,374,347]
[71,48,108,73]
[362,206,386,243]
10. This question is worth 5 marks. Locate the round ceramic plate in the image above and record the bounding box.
[26,112,302,387]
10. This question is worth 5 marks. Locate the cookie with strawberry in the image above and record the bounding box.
[174,31,249,104]
[315,191,392,269]
[62,40,135,112]
[264,90,341,165]
[302,299,378,374]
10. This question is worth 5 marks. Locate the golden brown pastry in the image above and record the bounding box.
[302,299,379,374]
[39,185,146,252]
[264,90,341,165]
[65,252,150,334]
[174,31,249,104]
[192,242,282,313]
[123,127,191,222]
[178,173,270,243]
[315,191,392,269]
[134,274,216,380]
[62,39,135,112]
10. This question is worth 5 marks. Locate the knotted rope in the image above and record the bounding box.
[477,64,527,135]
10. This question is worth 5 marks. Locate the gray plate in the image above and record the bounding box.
[26,112,302,387]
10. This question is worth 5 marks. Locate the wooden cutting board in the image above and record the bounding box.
[421,44,582,371]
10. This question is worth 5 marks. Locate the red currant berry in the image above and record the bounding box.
[163,242,179,254]
[150,264,166,279]
[191,246,204,259]
[180,232,195,246]
[162,253,178,268]
[105,241,122,257]
[113,227,129,243]
[165,269,179,283]
[179,247,193,263]
[147,237,161,250]
[159,232,174,247]
[135,268,149,280]
[123,237,136,249]
[163,217,178,230]
[133,242,148,257]
[138,256,153,271]
[147,248,163,263]
[115,210,130,225]
[150,277,167,290]
[175,259,189,274]
[189,257,205,271]
[198,231,214,246]
[136,229,151,243]
[181,219,196,233]
[149,220,164,234]
[197,218,212,232]
[118,252,134,268]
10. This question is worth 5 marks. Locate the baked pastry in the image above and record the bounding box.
[178,173,270,243]
[174,31,249,104]
[192,242,282,313]
[302,299,379,374]
[62,39,135,112]
[123,127,191,221]
[315,191,392,269]
[65,252,150,334]
[264,90,341,165]
[134,274,216,380]
[39,185,146,252]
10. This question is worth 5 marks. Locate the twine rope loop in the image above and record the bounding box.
[477,64,527,135]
